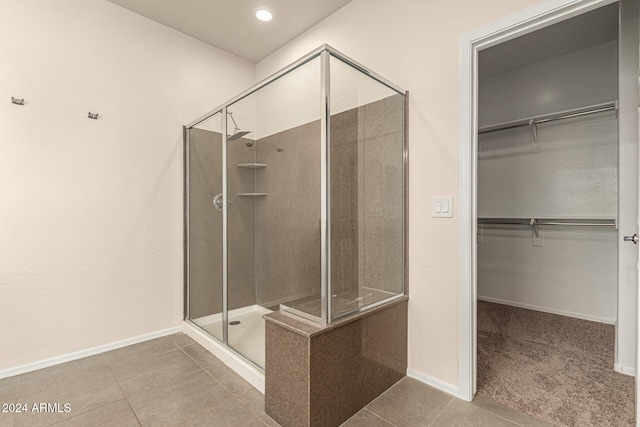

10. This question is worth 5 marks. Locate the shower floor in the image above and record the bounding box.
[193,305,272,369]
[281,287,397,320]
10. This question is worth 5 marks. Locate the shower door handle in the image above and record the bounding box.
[213,193,231,212]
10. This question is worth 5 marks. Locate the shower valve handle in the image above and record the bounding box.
[213,193,231,211]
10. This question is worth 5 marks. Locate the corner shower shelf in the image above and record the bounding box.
[237,163,267,169]
[236,193,267,197]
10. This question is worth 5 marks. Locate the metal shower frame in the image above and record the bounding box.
[184,44,406,342]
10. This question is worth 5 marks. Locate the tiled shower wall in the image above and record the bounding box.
[188,128,257,319]
[187,94,403,318]
[254,121,322,306]
[357,94,404,296]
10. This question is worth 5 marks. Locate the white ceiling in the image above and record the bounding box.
[479,3,618,77]
[106,0,352,63]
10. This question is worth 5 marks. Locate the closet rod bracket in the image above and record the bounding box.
[530,218,540,237]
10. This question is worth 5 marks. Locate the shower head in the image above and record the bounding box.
[227,130,251,141]
[227,112,251,141]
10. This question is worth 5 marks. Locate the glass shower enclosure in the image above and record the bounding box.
[185,45,406,370]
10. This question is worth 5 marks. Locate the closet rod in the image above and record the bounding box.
[478,101,617,135]
[478,217,618,229]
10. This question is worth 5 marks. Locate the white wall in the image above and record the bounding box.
[479,42,618,126]
[255,0,543,391]
[225,53,398,141]
[0,0,254,372]
[477,42,619,323]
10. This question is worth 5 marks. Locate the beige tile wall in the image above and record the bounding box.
[188,94,404,318]
[255,121,322,307]
[187,128,257,319]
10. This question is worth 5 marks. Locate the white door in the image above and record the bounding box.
[636,111,640,426]
[622,0,640,422]
[621,0,640,422]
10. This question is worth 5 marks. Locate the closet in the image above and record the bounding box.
[476,3,637,426]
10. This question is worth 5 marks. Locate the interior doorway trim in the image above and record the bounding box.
[458,0,619,402]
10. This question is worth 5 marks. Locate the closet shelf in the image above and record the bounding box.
[236,193,267,197]
[478,101,617,135]
[237,163,267,169]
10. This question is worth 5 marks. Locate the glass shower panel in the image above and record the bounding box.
[187,112,224,341]
[225,56,323,368]
[329,55,405,321]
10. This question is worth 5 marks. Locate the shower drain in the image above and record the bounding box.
[230,321,241,326]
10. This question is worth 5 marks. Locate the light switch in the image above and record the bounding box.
[432,196,453,218]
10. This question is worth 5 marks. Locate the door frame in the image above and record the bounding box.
[458,0,620,402]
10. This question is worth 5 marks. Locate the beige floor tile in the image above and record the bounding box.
[366,378,452,426]
[259,413,280,427]
[215,369,255,396]
[203,363,254,396]
[51,399,140,427]
[4,355,108,399]
[0,414,13,427]
[12,362,124,427]
[128,370,264,426]
[202,359,230,378]
[237,387,279,426]
[341,408,395,426]
[97,338,179,370]
[110,349,201,397]
[430,399,517,427]
[0,383,17,407]
[167,333,195,349]
[181,342,223,367]
[0,400,15,427]
[472,396,552,427]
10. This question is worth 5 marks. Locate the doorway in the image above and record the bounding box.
[459,0,639,424]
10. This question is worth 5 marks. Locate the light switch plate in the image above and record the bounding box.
[532,226,543,247]
[432,196,453,218]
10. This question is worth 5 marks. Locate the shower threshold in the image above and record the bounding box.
[191,304,272,369]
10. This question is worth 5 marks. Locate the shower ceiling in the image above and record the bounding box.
[106,0,353,63]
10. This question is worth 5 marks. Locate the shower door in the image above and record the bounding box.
[187,112,224,342]
[224,56,323,368]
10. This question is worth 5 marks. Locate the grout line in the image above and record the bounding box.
[363,408,398,426]
[365,376,406,408]
[426,396,455,426]
[45,398,136,427]
[122,398,143,427]
[107,366,143,426]
[168,335,196,350]
[178,346,216,371]
[470,402,523,426]
[198,362,268,425]
[180,346,271,425]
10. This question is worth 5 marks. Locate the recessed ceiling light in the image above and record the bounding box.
[255,8,273,22]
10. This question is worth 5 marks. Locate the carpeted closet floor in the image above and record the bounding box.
[477,300,635,427]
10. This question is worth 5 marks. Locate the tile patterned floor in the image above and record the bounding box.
[0,334,550,426]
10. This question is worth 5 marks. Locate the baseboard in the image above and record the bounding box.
[477,296,616,325]
[182,320,265,393]
[407,369,460,399]
[0,326,182,380]
[614,363,635,377]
